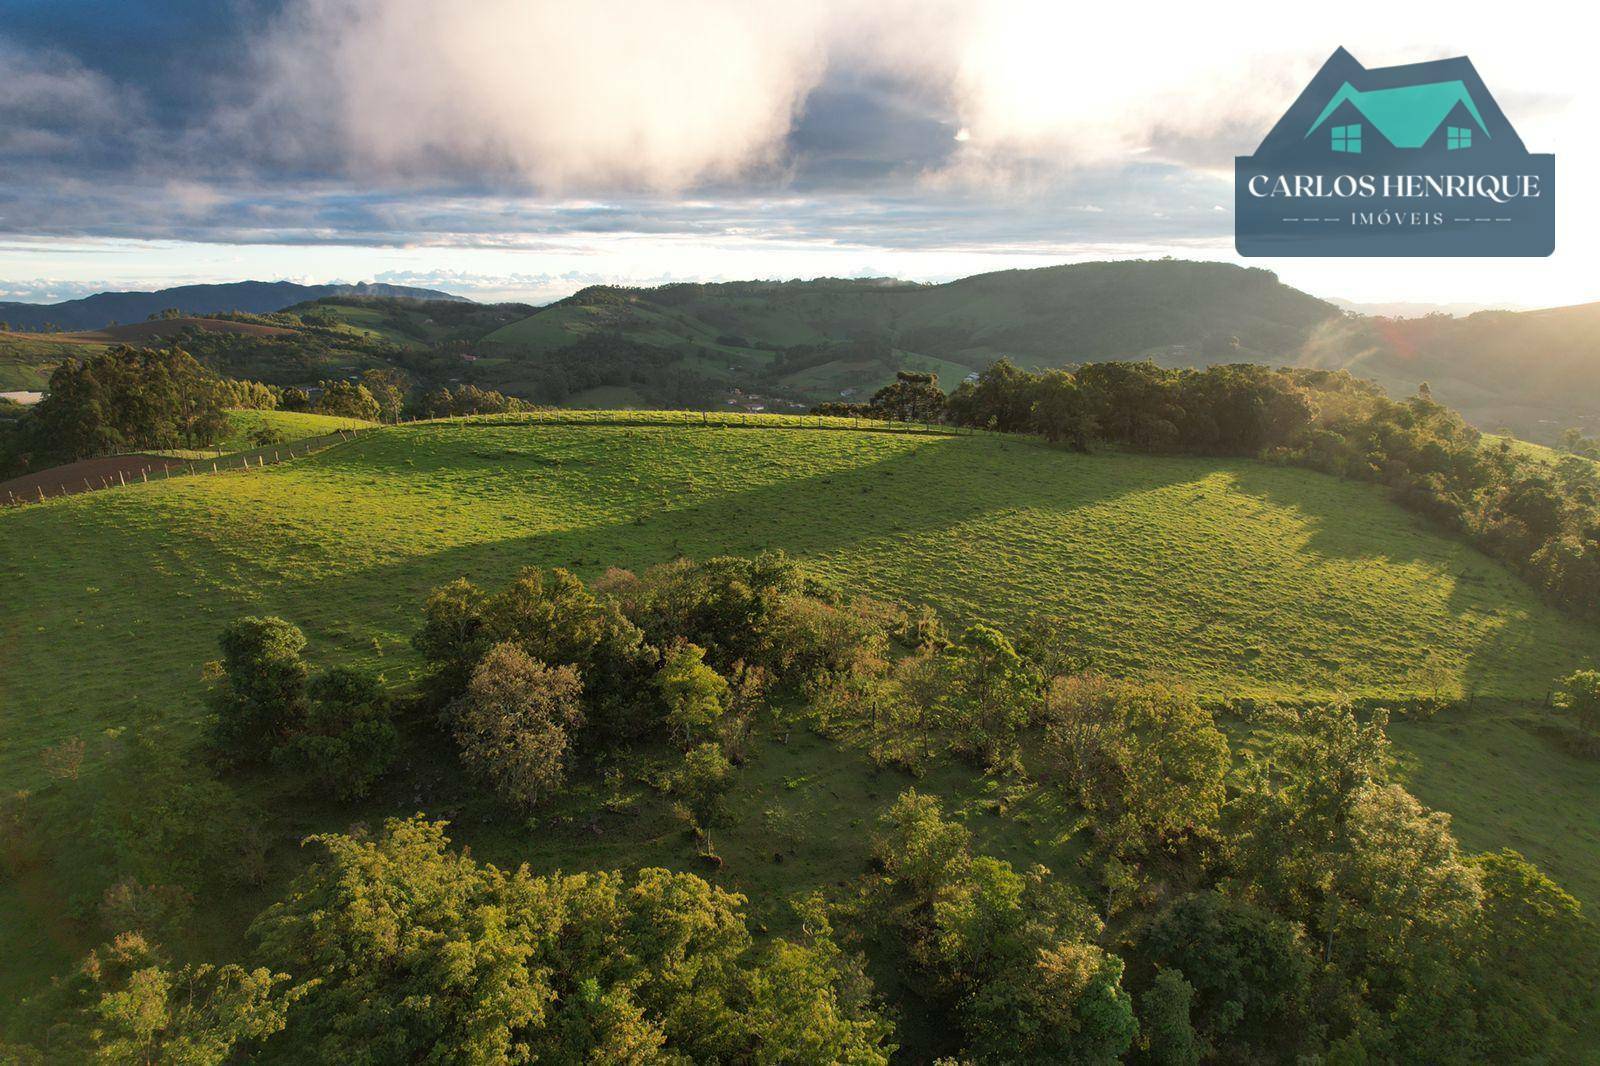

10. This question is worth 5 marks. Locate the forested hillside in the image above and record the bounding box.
[8,263,1600,443]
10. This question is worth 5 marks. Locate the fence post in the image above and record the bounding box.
[117,471,126,486]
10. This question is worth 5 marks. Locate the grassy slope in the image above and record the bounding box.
[215,408,376,451]
[0,334,108,390]
[7,418,1588,768]
[3,414,1598,1032]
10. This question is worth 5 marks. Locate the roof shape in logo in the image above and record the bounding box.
[1306,79,1490,147]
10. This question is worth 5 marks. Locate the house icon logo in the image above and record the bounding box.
[1236,48,1554,256]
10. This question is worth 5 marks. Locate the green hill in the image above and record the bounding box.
[475,264,1600,440]
[1301,301,1600,442]
[4,412,1599,1053]
[11,265,1599,444]
[478,262,1339,406]
[4,414,1595,843]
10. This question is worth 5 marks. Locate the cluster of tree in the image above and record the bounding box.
[871,789,1138,1062]
[1,346,235,475]
[26,817,896,1063]
[11,554,1599,1062]
[413,555,894,861]
[801,600,1598,1061]
[208,616,399,799]
[411,382,533,418]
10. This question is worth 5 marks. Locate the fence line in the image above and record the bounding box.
[2,426,374,508]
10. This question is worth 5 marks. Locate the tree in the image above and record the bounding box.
[874,790,1136,1063]
[1031,368,1093,449]
[1135,891,1318,1060]
[941,625,1035,770]
[873,788,973,898]
[287,666,399,800]
[1042,680,1230,859]
[1229,701,1392,922]
[414,568,657,739]
[31,346,231,460]
[62,933,302,1065]
[1469,849,1600,1060]
[360,367,410,423]
[1135,968,1202,1066]
[451,643,584,810]
[868,371,946,422]
[945,359,1037,433]
[314,379,380,421]
[1555,668,1600,752]
[249,817,894,1063]
[656,641,729,746]
[671,742,735,835]
[208,616,310,761]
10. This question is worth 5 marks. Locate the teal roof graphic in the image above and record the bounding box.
[1306,80,1489,147]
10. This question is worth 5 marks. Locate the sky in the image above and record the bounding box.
[0,0,1593,310]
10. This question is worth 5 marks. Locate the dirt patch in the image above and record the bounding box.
[1,454,192,504]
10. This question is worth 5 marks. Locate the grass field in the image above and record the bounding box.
[5,417,1592,779]
[215,408,376,451]
[3,413,1598,1037]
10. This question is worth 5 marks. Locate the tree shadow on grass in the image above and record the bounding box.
[1221,460,1598,697]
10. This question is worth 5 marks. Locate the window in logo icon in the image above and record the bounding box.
[1446,125,1473,150]
[1331,123,1362,153]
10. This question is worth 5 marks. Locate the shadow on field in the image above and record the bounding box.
[1220,461,1598,698]
[300,434,1204,617]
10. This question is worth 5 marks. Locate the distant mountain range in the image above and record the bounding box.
[4,261,1598,443]
[0,281,468,332]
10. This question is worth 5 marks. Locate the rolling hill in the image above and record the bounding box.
[3,412,1598,1053]
[470,261,1600,440]
[0,280,466,333]
[7,261,1600,443]
[3,413,1595,847]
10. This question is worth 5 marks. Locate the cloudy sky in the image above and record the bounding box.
[1,0,1593,308]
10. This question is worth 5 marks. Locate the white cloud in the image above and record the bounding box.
[244,0,835,191]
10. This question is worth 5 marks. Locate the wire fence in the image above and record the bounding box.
[1,426,373,507]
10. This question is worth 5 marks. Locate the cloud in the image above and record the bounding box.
[236,0,835,192]
[0,38,141,161]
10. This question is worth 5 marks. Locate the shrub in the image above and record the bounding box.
[285,666,399,800]
[655,641,729,747]
[451,643,584,811]
[208,616,309,762]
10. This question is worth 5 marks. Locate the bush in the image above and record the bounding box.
[655,641,729,746]
[208,616,309,762]
[285,666,399,800]
[451,643,584,811]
